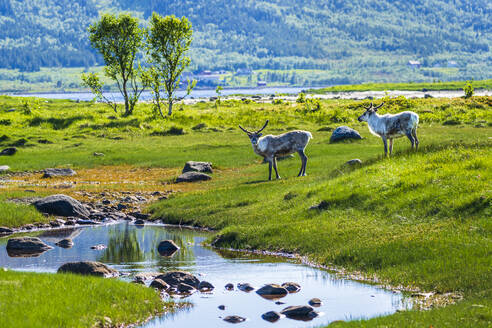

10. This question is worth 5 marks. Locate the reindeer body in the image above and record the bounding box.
[358,103,419,156]
[239,121,312,180]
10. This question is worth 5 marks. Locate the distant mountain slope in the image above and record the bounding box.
[0,0,490,82]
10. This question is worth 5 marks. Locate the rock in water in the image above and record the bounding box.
[225,283,234,290]
[237,283,254,292]
[223,316,246,324]
[256,284,289,299]
[182,161,213,174]
[150,278,170,290]
[262,311,281,323]
[281,282,301,293]
[42,168,77,178]
[0,147,17,156]
[280,305,318,320]
[57,261,118,277]
[198,281,214,291]
[6,237,52,257]
[157,240,180,257]
[155,271,200,289]
[177,283,196,294]
[308,298,322,307]
[330,126,362,143]
[55,238,74,248]
[33,194,90,218]
[175,171,212,183]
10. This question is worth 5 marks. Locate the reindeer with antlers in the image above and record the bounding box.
[239,120,312,180]
[358,102,419,156]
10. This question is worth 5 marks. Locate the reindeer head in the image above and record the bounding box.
[358,102,385,122]
[238,120,269,146]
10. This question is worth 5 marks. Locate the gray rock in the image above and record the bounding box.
[129,212,150,220]
[198,280,214,291]
[77,219,99,225]
[177,283,196,294]
[308,298,322,307]
[225,283,234,290]
[6,237,52,257]
[0,165,10,173]
[176,171,212,183]
[150,278,170,290]
[280,305,318,319]
[55,238,74,248]
[256,284,289,298]
[155,271,200,289]
[34,194,90,218]
[262,311,281,323]
[134,219,145,225]
[157,240,180,257]
[93,152,105,157]
[345,159,362,165]
[281,282,301,293]
[223,316,246,324]
[309,200,330,211]
[90,244,106,250]
[57,261,118,277]
[237,283,254,292]
[42,168,77,178]
[182,161,213,174]
[330,126,362,143]
[49,219,65,227]
[218,305,226,310]
[0,226,14,235]
[0,147,17,156]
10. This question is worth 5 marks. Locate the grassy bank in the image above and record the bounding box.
[0,95,491,326]
[0,270,168,328]
[309,79,492,93]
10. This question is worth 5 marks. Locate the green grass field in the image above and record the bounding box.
[309,79,492,93]
[0,94,491,327]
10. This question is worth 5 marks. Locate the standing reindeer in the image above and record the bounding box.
[358,102,419,156]
[239,120,312,180]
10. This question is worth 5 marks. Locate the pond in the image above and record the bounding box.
[0,222,411,327]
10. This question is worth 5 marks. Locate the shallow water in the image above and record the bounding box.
[0,223,411,327]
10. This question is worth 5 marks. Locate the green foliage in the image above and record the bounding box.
[463,81,474,98]
[146,13,194,116]
[296,92,306,103]
[86,13,147,116]
[0,269,167,328]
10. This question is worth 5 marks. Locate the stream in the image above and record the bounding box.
[0,222,411,327]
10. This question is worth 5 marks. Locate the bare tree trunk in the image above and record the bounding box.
[167,100,173,116]
[123,79,130,116]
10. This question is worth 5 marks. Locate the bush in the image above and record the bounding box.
[296,92,306,103]
[463,82,474,98]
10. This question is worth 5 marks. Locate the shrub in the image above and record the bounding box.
[296,92,306,103]
[463,82,474,98]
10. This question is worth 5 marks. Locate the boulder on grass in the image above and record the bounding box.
[182,161,213,174]
[33,194,90,218]
[330,126,362,143]
[157,240,180,257]
[42,168,77,178]
[57,261,118,278]
[0,147,17,156]
[155,271,200,289]
[6,237,52,257]
[0,165,10,173]
[176,171,211,183]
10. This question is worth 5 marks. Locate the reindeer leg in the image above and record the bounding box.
[297,150,307,176]
[412,128,419,151]
[382,136,388,157]
[273,157,281,179]
[389,138,394,155]
[267,158,273,181]
[405,132,415,149]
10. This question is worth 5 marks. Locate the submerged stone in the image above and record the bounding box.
[157,240,180,257]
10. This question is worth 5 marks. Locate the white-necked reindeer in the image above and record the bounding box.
[239,120,312,180]
[358,102,419,156]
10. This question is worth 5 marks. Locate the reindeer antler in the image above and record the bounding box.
[256,120,269,134]
[363,102,373,110]
[374,102,385,110]
[238,124,251,134]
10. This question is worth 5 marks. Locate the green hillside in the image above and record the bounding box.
[0,0,490,84]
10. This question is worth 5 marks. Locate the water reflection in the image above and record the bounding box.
[0,222,412,327]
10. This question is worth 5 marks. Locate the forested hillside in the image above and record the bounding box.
[0,0,490,83]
